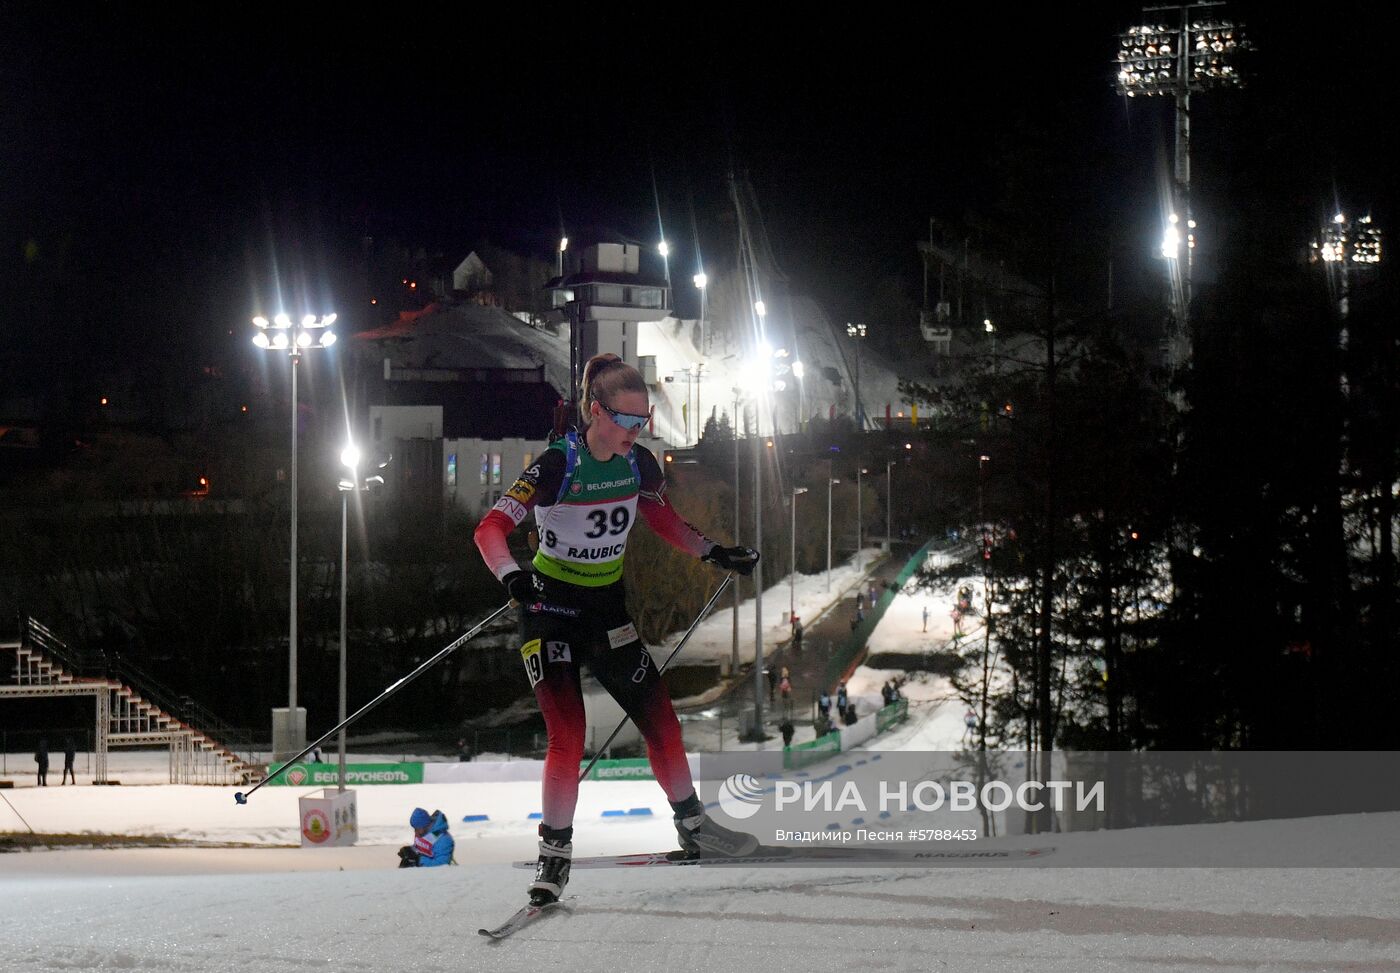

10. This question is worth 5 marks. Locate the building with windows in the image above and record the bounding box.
[352,303,564,517]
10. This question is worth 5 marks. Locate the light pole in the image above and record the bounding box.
[253,311,336,760]
[336,443,358,792]
[846,322,866,430]
[791,487,808,623]
[558,236,568,278]
[827,461,833,590]
[336,444,387,793]
[658,240,671,290]
[1115,7,1250,388]
[731,388,742,679]
[753,407,764,738]
[985,318,998,380]
[857,467,867,572]
[885,460,895,551]
[693,363,705,445]
[792,359,805,433]
[694,272,708,354]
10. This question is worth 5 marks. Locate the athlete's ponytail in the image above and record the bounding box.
[580,353,647,428]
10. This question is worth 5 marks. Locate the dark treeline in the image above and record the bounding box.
[901,230,1397,765]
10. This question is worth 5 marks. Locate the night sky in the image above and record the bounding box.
[2,3,1394,391]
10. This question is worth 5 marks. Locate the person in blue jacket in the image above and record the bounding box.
[397,808,454,867]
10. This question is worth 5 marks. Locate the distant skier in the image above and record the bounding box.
[35,738,49,787]
[836,682,849,714]
[922,605,929,632]
[62,736,77,785]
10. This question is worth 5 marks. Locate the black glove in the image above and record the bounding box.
[398,846,421,868]
[502,569,541,605]
[703,545,760,576]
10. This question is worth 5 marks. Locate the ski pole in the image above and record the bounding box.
[236,601,513,805]
[0,790,35,834]
[578,574,734,783]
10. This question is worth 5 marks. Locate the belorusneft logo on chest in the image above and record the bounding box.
[585,478,634,491]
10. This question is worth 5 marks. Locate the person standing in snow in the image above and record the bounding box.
[62,737,77,785]
[34,738,49,787]
[473,353,761,908]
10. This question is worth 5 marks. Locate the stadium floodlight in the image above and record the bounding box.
[1114,4,1251,392]
[1312,212,1383,268]
[845,322,867,430]
[1115,16,1248,98]
[251,309,338,759]
[1161,213,1182,259]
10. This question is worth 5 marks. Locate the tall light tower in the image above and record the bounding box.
[790,486,809,624]
[826,461,841,591]
[1312,211,1384,399]
[1115,4,1249,388]
[253,311,337,761]
[1312,212,1384,322]
[693,271,708,354]
[846,322,867,429]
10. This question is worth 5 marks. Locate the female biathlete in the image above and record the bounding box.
[474,353,759,906]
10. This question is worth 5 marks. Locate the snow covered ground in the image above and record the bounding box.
[4,810,1398,972]
[4,551,1398,970]
[664,548,887,668]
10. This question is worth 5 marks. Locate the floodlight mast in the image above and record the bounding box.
[1116,3,1249,395]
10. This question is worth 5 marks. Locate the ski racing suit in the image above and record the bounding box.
[474,433,715,831]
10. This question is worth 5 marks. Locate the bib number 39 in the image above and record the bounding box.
[585,507,630,538]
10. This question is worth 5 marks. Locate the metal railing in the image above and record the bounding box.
[18,615,256,763]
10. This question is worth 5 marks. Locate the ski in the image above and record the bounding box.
[478,900,563,940]
[512,845,1056,869]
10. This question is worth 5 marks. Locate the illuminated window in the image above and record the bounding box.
[480,454,489,485]
[447,453,457,487]
[491,453,502,485]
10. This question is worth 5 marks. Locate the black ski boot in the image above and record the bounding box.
[671,792,760,858]
[528,825,573,906]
